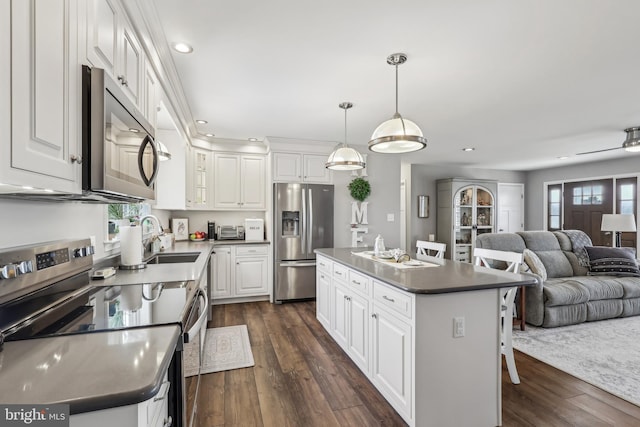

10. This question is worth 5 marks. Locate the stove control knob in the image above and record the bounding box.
[0,264,18,279]
[86,245,95,256]
[74,247,86,258]
[17,260,33,275]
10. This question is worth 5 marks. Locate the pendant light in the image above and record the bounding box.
[368,53,427,154]
[622,127,640,152]
[326,102,366,170]
[155,141,172,161]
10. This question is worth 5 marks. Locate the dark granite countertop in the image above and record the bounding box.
[315,248,536,294]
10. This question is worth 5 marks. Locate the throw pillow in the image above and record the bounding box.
[584,246,640,277]
[523,249,547,281]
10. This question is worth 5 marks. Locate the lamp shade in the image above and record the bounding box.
[601,214,637,232]
[326,146,365,170]
[623,127,640,152]
[156,141,172,161]
[368,114,427,153]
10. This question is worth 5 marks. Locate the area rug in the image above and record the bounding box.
[184,325,254,376]
[512,316,640,406]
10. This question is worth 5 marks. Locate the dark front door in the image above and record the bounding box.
[563,179,613,246]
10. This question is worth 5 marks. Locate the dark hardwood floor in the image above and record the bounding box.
[194,301,640,426]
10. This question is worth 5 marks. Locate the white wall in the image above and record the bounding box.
[0,199,109,258]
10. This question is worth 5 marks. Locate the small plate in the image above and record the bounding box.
[362,251,376,256]
[189,237,205,242]
[375,252,394,259]
[403,260,423,266]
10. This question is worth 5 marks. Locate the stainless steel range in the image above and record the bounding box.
[0,239,207,427]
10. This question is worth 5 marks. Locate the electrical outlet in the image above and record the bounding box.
[387,213,395,222]
[453,317,465,338]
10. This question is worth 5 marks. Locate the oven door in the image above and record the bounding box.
[182,288,208,427]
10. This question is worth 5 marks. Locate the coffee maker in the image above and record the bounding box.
[207,221,216,240]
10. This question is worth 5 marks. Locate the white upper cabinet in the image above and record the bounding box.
[189,147,213,210]
[142,62,158,130]
[86,0,117,76]
[2,0,82,193]
[85,0,143,110]
[272,152,332,184]
[214,153,266,210]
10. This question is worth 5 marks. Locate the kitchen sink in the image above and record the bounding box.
[145,252,200,264]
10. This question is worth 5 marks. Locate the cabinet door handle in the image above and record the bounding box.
[70,154,82,164]
[382,295,395,303]
[117,75,128,87]
[352,280,361,285]
[335,271,342,276]
[162,416,173,427]
[371,313,377,319]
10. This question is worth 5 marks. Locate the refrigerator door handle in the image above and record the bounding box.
[279,261,317,267]
[301,187,306,256]
[308,188,313,254]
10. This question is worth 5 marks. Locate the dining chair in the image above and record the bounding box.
[416,240,446,259]
[473,247,523,384]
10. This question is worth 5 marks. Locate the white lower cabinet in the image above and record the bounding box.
[70,374,170,427]
[316,254,413,424]
[371,303,412,419]
[212,245,269,302]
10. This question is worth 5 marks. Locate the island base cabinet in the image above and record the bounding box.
[371,304,412,423]
[331,282,370,375]
[316,269,331,329]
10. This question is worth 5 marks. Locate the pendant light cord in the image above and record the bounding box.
[395,64,399,115]
[344,107,348,147]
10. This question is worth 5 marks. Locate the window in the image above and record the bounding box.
[617,178,636,215]
[548,184,562,231]
[572,184,603,205]
[107,203,151,239]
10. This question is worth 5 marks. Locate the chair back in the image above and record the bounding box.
[416,240,446,259]
[473,248,523,273]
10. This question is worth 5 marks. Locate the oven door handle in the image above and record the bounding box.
[185,289,208,343]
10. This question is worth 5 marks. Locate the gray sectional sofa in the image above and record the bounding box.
[476,230,640,327]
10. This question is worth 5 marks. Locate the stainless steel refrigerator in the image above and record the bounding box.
[274,183,334,302]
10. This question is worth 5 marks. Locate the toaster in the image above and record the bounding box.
[217,225,245,240]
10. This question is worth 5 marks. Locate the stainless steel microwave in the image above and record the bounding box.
[81,65,158,202]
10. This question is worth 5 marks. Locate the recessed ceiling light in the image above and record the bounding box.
[129,128,140,133]
[462,147,475,152]
[172,42,193,54]
[557,156,569,160]
[248,138,258,142]
[205,133,214,137]
[195,119,208,124]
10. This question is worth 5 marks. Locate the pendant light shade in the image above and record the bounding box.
[623,127,640,152]
[369,53,427,154]
[156,141,172,161]
[326,102,365,170]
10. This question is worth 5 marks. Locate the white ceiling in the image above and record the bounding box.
[152,0,640,171]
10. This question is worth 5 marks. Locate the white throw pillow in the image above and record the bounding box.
[523,248,547,281]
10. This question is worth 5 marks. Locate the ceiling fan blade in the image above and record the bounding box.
[576,146,622,155]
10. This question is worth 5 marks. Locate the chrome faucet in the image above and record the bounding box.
[140,215,164,252]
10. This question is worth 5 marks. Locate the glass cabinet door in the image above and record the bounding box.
[453,185,495,262]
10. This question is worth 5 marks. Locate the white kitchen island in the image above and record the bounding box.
[315,248,536,427]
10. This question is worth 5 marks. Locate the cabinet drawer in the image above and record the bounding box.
[317,256,332,273]
[333,263,348,282]
[455,246,471,255]
[348,270,370,296]
[235,245,268,256]
[373,281,413,319]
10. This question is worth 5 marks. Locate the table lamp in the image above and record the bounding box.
[601,214,637,247]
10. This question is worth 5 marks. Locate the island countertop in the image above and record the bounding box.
[315,248,536,294]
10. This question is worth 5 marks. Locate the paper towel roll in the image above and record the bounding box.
[120,225,143,266]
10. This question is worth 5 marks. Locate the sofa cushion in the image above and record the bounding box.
[566,276,624,300]
[619,277,640,298]
[517,231,574,278]
[543,278,590,306]
[584,246,640,277]
[554,230,591,275]
[543,303,587,327]
[523,249,547,281]
[586,299,623,321]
